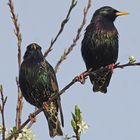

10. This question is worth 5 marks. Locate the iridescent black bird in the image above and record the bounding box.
[19,43,64,137]
[81,6,128,93]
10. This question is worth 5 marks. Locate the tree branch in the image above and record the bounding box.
[6,60,140,140]
[0,85,7,140]
[15,77,23,129]
[8,0,22,69]
[5,77,77,140]
[114,62,140,68]
[44,0,77,57]
[54,0,92,73]
[8,0,23,129]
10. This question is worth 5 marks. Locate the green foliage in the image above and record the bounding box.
[71,105,88,140]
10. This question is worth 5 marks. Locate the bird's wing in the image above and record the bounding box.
[40,60,64,126]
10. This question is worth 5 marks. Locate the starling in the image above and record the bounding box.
[19,43,64,137]
[81,6,128,93]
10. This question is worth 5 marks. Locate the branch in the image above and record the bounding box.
[63,135,76,140]
[8,0,23,129]
[5,77,77,140]
[54,0,92,73]
[5,108,42,140]
[114,62,140,68]
[5,60,140,140]
[0,85,7,140]
[15,77,23,129]
[8,0,22,68]
[44,0,77,57]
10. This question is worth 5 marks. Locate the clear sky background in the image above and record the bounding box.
[1,0,140,140]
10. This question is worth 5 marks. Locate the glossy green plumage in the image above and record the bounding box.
[19,43,63,137]
[81,6,121,93]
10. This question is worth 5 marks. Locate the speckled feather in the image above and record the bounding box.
[81,6,120,93]
[19,43,63,137]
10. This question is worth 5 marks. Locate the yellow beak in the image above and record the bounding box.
[116,11,129,16]
[31,44,37,50]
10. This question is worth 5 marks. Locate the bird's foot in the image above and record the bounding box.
[29,113,36,123]
[107,63,115,72]
[75,70,90,84]
[43,102,49,110]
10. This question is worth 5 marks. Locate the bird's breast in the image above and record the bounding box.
[93,30,118,48]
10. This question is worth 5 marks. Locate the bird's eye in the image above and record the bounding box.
[27,47,32,51]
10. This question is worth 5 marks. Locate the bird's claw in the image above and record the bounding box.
[43,102,49,110]
[107,63,115,72]
[75,72,88,84]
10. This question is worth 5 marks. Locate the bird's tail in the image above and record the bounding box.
[43,102,63,137]
[90,67,112,93]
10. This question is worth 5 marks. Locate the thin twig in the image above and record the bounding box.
[5,108,42,140]
[5,60,140,140]
[44,0,77,57]
[0,85,7,140]
[27,107,38,129]
[76,134,80,140]
[8,0,23,129]
[114,62,140,68]
[76,62,140,78]
[55,0,92,73]
[8,0,22,68]
[15,77,23,129]
[63,135,76,140]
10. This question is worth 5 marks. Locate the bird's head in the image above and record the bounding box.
[93,6,128,22]
[23,43,44,61]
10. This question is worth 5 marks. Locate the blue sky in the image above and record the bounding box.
[1,0,140,140]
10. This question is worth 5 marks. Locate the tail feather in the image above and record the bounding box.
[57,98,64,127]
[43,102,63,137]
[90,67,112,93]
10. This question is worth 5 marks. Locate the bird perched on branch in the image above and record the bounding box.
[81,6,128,93]
[19,43,64,137]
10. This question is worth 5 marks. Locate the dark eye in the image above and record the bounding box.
[27,46,32,51]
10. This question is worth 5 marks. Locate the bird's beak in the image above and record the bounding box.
[31,44,37,50]
[116,11,129,16]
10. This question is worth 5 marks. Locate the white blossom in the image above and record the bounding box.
[16,127,35,140]
[5,129,12,139]
[0,125,12,139]
[77,120,89,134]
[0,125,3,134]
[5,127,35,140]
